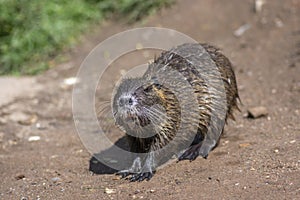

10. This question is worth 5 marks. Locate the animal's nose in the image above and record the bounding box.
[119,96,134,107]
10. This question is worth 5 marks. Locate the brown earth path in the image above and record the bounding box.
[0,0,299,199]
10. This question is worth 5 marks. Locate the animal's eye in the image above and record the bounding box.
[154,83,162,89]
[118,98,125,106]
[144,86,152,93]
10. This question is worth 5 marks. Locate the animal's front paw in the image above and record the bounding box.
[130,172,154,182]
[178,143,202,161]
[116,157,142,179]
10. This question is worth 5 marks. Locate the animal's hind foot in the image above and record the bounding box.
[130,171,155,182]
[116,170,132,179]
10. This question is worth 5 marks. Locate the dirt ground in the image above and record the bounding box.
[0,0,299,199]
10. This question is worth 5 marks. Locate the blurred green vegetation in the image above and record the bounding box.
[0,0,172,75]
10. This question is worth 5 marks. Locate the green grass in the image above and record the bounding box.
[0,0,173,75]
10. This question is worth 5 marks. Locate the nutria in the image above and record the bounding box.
[112,43,239,182]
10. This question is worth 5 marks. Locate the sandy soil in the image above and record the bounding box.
[0,0,299,199]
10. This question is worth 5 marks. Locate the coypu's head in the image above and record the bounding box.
[112,77,166,137]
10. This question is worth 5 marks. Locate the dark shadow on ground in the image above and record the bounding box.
[89,136,133,174]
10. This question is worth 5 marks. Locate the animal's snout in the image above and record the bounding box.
[118,96,135,107]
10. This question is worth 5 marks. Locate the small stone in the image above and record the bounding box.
[63,77,78,86]
[19,114,38,126]
[75,149,83,154]
[247,106,268,118]
[289,140,296,144]
[234,24,251,37]
[120,69,127,76]
[15,174,25,180]
[28,136,41,142]
[254,0,265,13]
[149,189,155,193]
[271,89,277,94]
[8,139,18,145]
[112,176,121,180]
[223,140,229,145]
[250,167,256,171]
[274,149,279,153]
[35,122,47,130]
[275,18,283,28]
[134,190,140,194]
[239,143,251,148]
[51,177,61,183]
[61,77,79,90]
[105,188,116,194]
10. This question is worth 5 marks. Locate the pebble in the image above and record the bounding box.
[254,0,265,13]
[35,122,47,130]
[19,114,38,126]
[15,174,25,180]
[105,188,116,194]
[61,77,79,90]
[63,77,78,86]
[239,143,251,148]
[247,106,268,118]
[271,89,277,94]
[134,190,141,194]
[275,18,284,28]
[28,136,41,142]
[234,24,251,37]
[112,176,121,180]
[289,140,296,144]
[51,177,61,183]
